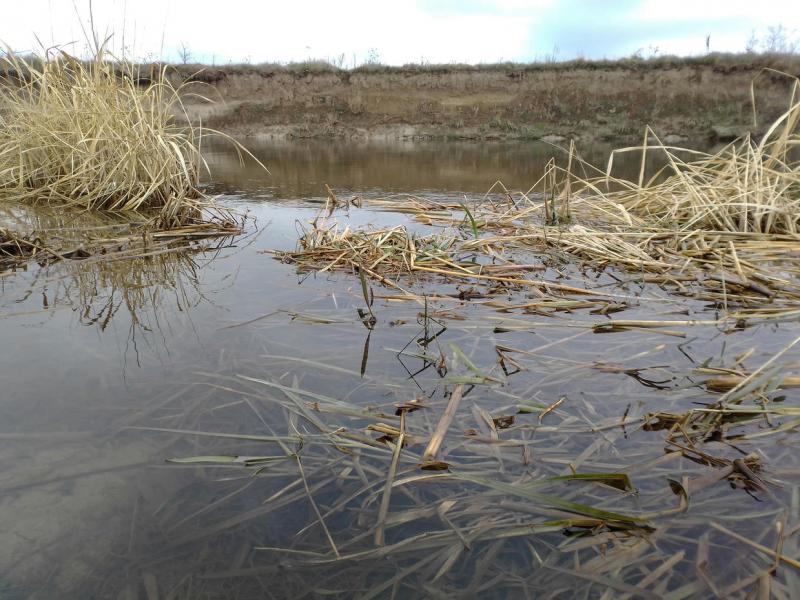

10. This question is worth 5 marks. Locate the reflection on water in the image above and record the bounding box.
[0,206,246,368]
[0,140,797,598]
[201,137,681,199]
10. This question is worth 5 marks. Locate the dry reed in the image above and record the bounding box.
[0,45,252,227]
[284,84,800,314]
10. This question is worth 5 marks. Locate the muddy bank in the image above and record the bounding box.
[171,55,800,142]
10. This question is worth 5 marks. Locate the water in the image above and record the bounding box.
[0,140,798,599]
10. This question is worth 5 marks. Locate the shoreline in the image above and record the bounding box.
[209,122,708,145]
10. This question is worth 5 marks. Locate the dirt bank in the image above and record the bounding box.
[170,54,800,142]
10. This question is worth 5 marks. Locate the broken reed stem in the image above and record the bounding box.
[706,375,800,392]
[296,455,340,558]
[422,384,464,463]
[710,522,800,570]
[374,412,405,547]
[717,333,800,404]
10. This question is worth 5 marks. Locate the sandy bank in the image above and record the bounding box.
[168,54,800,142]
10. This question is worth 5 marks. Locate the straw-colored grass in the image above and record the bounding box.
[537,75,800,238]
[608,107,800,234]
[278,78,800,327]
[278,219,605,297]
[0,46,239,227]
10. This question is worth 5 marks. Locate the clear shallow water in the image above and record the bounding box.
[0,140,798,599]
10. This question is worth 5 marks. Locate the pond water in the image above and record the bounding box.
[0,139,798,599]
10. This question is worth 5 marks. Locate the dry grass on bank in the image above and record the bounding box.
[0,47,252,228]
[167,51,800,79]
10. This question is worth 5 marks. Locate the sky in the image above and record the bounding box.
[0,0,798,65]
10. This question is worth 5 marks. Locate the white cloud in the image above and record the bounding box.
[0,0,795,63]
[0,0,540,64]
[634,0,800,26]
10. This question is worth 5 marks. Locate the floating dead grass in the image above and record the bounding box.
[0,202,241,287]
[278,81,800,322]
[278,218,619,299]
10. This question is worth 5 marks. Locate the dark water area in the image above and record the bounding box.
[0,140,798,599]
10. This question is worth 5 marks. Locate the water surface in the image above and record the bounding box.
[1,140,797,599]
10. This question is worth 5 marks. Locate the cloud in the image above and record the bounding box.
[0,0,796,64]
[1,0,540,64]
[525,0,800,58]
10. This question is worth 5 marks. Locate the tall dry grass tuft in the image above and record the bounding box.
[608,123,800,236]
[0,46,226,227]
[596,77,800,235]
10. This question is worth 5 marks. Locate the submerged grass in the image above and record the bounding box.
[112,331,799,598]
[16,74,797,597]
[205,78,800,597]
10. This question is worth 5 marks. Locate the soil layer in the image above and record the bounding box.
[169,55,800,142]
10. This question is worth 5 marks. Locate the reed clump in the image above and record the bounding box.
[0,47,224,227]
[607,107,800,235]
[534,78,800,242]
[291,221,459,275]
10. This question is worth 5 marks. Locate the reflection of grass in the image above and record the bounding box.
[53,244,207,332]
[3,204,236,334]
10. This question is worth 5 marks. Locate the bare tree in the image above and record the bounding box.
[746,30,758,53]
[177,42,192,65]
[746,24,799,54]
[764,25,797,53]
